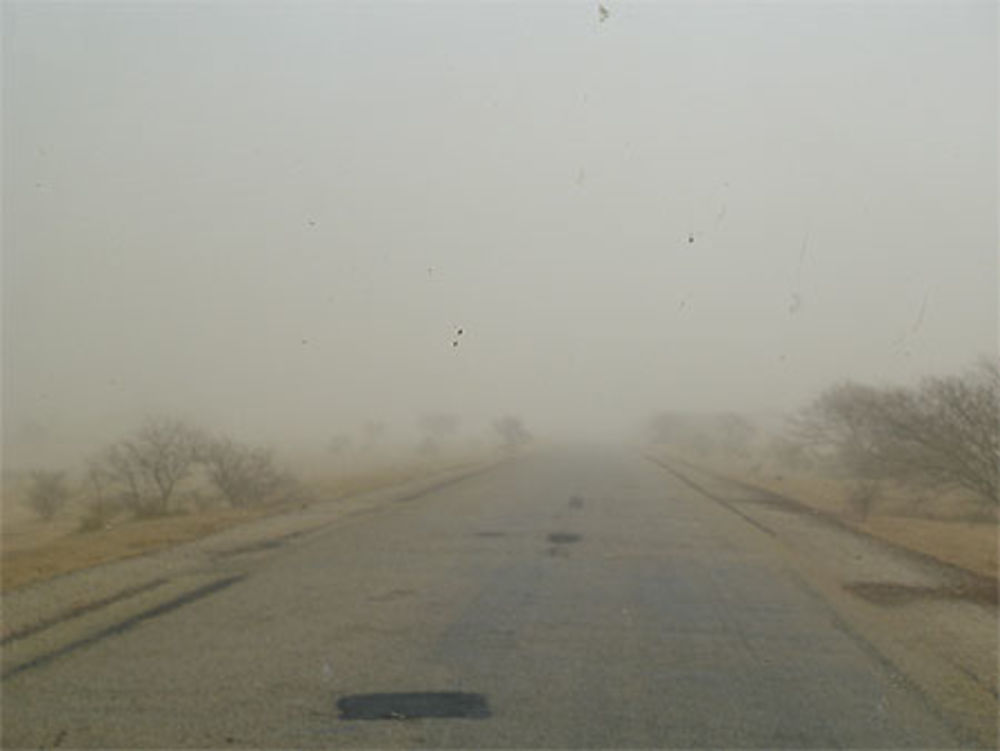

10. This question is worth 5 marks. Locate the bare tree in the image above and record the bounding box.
[202,437,287,507]
[493,416,531,452]
[417,412,460,455]
[644,411,748,455]
[361,420,387,449]
[792,359,1000,508]
[24,469,70,521]
[790,381,890,478]
[102,417,204,517]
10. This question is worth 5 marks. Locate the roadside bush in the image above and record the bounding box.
[417,412,460,456]
[792,358,999,510]
[99,417,204,517]
[493,416,531,452]
[77,460,120,532]
[846,478,881,521]
[78,498,117,532]
[24,469,70,521]
[202,437,288,507]
[643,411,759,459]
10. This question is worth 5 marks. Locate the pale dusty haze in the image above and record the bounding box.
[3,0,996,466]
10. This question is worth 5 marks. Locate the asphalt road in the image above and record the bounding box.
[2,448,966,748]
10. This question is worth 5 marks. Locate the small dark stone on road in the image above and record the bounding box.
[337,692,491,720]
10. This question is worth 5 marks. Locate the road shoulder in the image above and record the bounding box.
[646,453,999,748]
[2,459,502,679]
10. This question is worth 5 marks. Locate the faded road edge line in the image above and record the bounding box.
[654,453,998,596]
[390,463,502,504]
[316,459,512,529]
[2,574,246,681]
[644,454,776,537]
[0,577,170,647]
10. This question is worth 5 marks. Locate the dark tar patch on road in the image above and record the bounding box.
[568,495,584,509]
[368,588,414,603]
[547,532,581,544]
[337,692,491,720]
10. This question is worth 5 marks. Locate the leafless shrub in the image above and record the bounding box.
[328,434,353,456]
[361,420,387,449]
[644,411,757,458]
[792,358,999,509]
[100,417,205,517]
[202,437,288,507]
[417,412,460,455]
[790,382,888,476]
[24,469,70,521]
[846,478,881,520]
[78,499,115,532]
[77,460,120,532]
[493,416,531,452]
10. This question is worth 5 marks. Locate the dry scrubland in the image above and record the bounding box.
[648,444,997,580]
[1,453,492,592]
[2,412,532,591]
[647,362,998,580]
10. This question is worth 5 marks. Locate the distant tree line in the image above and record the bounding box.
[644,411,757,457]
[24,411,535,527]
[326,413,532,458]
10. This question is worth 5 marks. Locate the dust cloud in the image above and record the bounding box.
[3,1,996,472]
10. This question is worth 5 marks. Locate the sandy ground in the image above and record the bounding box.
[651,445,998,580]
[1,454,493,592]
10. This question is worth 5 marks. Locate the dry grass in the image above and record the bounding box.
[1,454,486,592]
[747,471,997,578]
[655,445,998,581]
[859,517,997,580]
[1,506,278,591]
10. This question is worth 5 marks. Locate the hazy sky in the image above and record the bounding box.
[3,0,997,464]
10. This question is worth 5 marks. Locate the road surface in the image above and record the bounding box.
[1,448,981,748]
